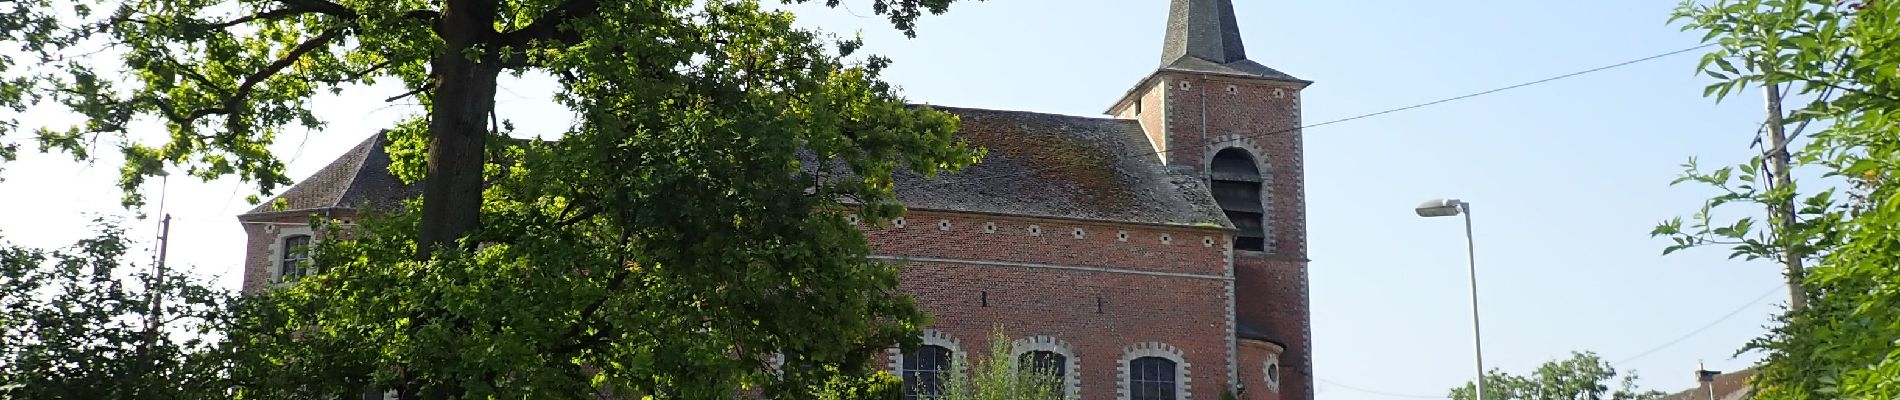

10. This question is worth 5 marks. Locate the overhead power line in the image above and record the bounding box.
[925,43,1719,188]
[925,39,1721,400]
[1318,377,1443,399]
[1612,284,1785,366]
[1314,282,1780,400]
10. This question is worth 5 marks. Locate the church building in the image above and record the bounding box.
[236,1,1313,399]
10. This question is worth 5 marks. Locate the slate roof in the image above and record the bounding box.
[241,131,419,216]
[1162,0,1248,66]
[1158,0,1306,83]
[245,108,1230,229]
[891,106,1229,228]
[1235,319,1280,345]
[1162,56,1306,83]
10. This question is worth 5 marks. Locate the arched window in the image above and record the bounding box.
[1210,148,1265,251]
[903,345,953,400]
[1015,335,1080,399]
[280,234,312,279]
[1129,357,1178,400]
[1019,350,1066,377]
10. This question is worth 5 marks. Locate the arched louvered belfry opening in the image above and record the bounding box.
[1211,148,1266,252]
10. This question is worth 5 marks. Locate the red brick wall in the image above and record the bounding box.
[1236,340,1284,400]
[237,184,1277,400]
[1158,74,1304,184]
[1234,256,1309,400]
[867,210,1229,276]
[1156,71,1314,400]
[866,210,1234,399]
[1113,80,1172,157]
[238,210,357,294]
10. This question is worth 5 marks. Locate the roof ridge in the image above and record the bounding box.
[915,104,1136,123]
[242,132,382,215]
[243,110,1228,228]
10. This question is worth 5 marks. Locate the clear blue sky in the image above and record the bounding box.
[0,1,1785,398]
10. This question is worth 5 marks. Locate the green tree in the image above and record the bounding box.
[936,329,1064,400]
[7,0,986,398]
[0,0,75,164]
[1447,352,1663,400]
[0,221,237,399]
[14,0,978,250]
[1664,0,1900,398]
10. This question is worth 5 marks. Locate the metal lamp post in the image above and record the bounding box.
[1416,198,1485,400]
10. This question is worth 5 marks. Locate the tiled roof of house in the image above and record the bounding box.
[242,132,419,216]
[1659,368,1755,400]
[245,107,1232,229]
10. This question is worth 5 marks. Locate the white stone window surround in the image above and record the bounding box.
[1204,141,1273,254]
[767,353,787,376]
[1263,353,1282,393]
[889,328,967,394]
[1119,341,1192,400]
[265,224,315,285]
[1013,335,1083,400]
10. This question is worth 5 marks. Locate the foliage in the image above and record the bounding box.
[0,220,236,399]
[1446,352,1664,400]
[937,329,1065,400]
[229,181,943,399]
[1650,157,1843,262]
[7,0,986,397]
[226,53,981,396]
[0,0,83,169]
[9,0,975,207]
[1667,0,1900,398]
[1652,0,1871,264]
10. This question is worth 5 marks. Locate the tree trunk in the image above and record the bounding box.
[419,0,502,257]
[409,2,501,398]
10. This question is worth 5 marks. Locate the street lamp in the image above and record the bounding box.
[1416,198,1486,400]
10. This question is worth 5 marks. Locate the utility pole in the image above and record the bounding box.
[141,213,172,383]
[146,172,173,345]
[1763,82,1808,311]
[147,214,172,338]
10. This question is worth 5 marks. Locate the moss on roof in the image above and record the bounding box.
[248,107,1231,229]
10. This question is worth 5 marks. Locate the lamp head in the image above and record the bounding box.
[1415,198,1467,217]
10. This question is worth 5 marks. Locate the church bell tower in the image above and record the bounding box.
[1107,1,1313,399]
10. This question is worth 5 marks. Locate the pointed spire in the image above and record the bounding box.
[1154,0,1305,83]
[1161,0,1247,65]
